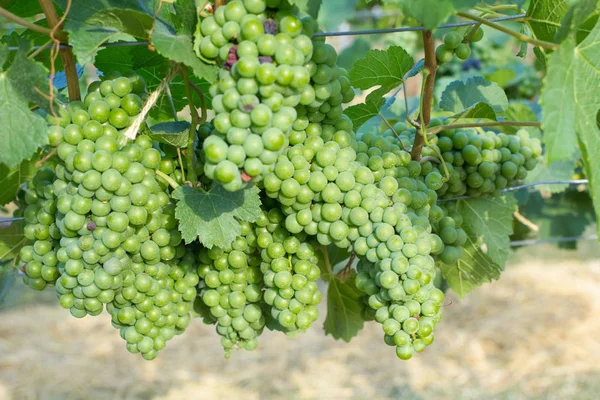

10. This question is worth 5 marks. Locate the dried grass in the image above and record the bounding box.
[1,258,599,400]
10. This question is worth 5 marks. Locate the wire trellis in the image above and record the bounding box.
[5,13,527,52]
[440,179,590,202]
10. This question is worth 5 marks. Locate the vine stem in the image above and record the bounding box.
[215,0,226,9]
[189,81,208,124]
[181,66,200,185]
[37,0,81,102]
[155,170,180,190]
[0,7,67,40]
[379,112,409,152]
[427,121,541,135]
[321,245,333,275]
[457,11,559,50]
[411,30,437,161]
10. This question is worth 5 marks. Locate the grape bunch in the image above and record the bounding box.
[356,121,542,199]
[436,27,484,64]
[195,0,354,190]
[14,0,548,363]
[254,207,322,334]
[20,75,199,359]
[196,221,266,354]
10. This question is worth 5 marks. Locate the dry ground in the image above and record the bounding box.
[1,245,599,400]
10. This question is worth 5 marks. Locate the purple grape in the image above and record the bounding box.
[263,19,278,35]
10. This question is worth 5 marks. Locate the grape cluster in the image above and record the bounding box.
[20,75,199,360]
[255,207,321,334]
[19,168,61,290]
[197,221,266,354]
[357,122,542,199]
[196,0,353,190]
[436,28,483,64]
[15,1,547,363]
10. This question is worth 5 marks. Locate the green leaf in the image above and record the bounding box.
[0,219,25,263]
[0,263,17,308]
[94,45,135,74]
[0,43,8,71]
[7,47,52,113]
[0,0,43,18]
[56,0,158,64]
[0,72,48,168]
[129,46,212,121]
[343,93,385,131]
[528,0,569,42]
[519,190,595,249]
[525,159,576,193]
[503,102,542,139]
[323,273,365,342]
[151,20,218,83]
[540,38,578,164]
[533,46,548,71]
[173,185,262,249]
[349,46,414,97]
[441,195,517,297]
[382,0,455,30]
[440,76,509,115]
[291,0,322,18]
[0,158,37,206]
[193,296,217,324]
[572,20,600,239]
[316,245,353,281]
[452,102,497,121]
[556,0,599,43]
[485,68,518,88]
[148,121,191,148]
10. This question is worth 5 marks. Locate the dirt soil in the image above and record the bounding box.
[1,249,599,400]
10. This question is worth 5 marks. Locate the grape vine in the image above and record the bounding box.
[0,0,599,363]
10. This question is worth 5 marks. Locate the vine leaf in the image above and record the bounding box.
[290,0,322,18]
[440,76,508,115]
[528,0,597,45]
[541,19,600,236]
[381,0,455,30]
[173,185,262,249]
[343,93,385,131]
[0,220,26,263]
[518,190,595,250]
[528,0,568,43]
[316,245,353,281]
[94,46,135,74]
[6,46,52,113]
[525,159,576,194]
[323,273,365,342]
[56,0,156,64]
[94,45,212,121]
[0,263,17,308]
[346,46,413,129]
[148,121,190,148]
[150,0,219,83]
[572,20,600,238]
[1,0,43,18]
[0,158,38,206]
[0,72,48,168]
[0,43,8,70]
[441,195,517,297]
[349,45,414,98]
[451,102,497,121]
[503,102,542,139]
[540,40,578,164]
